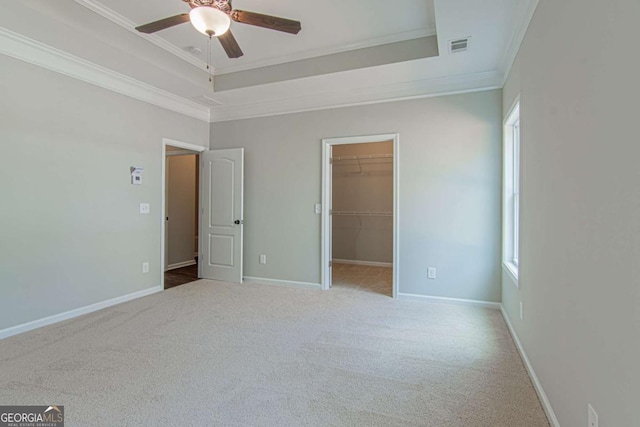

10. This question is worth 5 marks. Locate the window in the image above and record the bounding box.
[512,118,520,266]
[503,100,520,284]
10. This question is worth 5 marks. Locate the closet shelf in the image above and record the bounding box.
[332,154,393,162]
[331,211,393,217]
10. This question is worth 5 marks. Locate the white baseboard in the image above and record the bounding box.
[166,260,197,271]
[500,306,560,427]
[243,276,321,290]
[0,286,163,341]
[333,259,393,268]
[397,292,501,310]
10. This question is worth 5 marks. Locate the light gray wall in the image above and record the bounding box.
[332,142,393,263]
[211,90,502,301]
[0,54,209,331]
[167,154,198,267]
[502,0,640,425]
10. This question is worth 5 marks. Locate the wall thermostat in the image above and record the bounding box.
[131,167,144,185]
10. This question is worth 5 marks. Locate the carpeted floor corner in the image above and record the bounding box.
[0,280,549,426]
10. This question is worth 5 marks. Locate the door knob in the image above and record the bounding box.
[234,220,243,225]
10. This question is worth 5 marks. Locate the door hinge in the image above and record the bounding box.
[329,260,333,267]
[329,157,333,164]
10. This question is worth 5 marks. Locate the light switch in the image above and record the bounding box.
[314,203,322,214]
[140,203,150,214]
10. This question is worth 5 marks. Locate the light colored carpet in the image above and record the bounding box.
[0,280,549,426]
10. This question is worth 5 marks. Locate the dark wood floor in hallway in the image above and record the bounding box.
[164,263,198,289]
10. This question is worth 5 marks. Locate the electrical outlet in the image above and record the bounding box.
[427,267,436,279]
[520,301,524,320]
[259,254,267,265]
[588,404,598,427]
[142,262,149,273]
[139,203,150,214]
[314,203,322,214]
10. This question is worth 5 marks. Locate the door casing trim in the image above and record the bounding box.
[321,133,400,298]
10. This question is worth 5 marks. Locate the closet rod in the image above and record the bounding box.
[331,211,393,217]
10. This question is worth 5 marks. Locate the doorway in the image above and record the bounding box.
[161,139,245,289]
[321,134,400,298]
[164,145,200,289]
[161,139,206,290]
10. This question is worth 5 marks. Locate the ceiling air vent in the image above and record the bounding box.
[449,38,470,54]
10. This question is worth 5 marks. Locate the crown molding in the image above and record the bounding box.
[210,70,502,122]
[215,27,437,75]
[0,26,210,122]
[1,1,516,126]
[499,0,540,84]
[74,0,209,71]
[0,24,502,126]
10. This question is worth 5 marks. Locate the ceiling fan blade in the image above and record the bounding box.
[218,30,244,58]
[135,13,190,34]
[231,10,301,35]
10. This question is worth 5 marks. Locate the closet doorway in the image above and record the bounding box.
[321,134,399,298]
[163,142,203,289]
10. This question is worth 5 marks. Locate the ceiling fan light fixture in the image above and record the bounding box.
[189,6,230,37]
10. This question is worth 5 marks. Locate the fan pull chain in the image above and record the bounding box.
[207,35,213,87]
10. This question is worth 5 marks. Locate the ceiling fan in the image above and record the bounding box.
[135,0,302,59]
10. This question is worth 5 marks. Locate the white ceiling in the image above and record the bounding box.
[0,0,536,122]
[95,0,437,74]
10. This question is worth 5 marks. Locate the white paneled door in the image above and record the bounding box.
[200,148,244,283]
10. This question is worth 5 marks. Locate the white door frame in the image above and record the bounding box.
[161,138,206,290]
[321,133,400,298]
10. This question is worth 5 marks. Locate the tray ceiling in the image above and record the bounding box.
[0,0,536,121]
